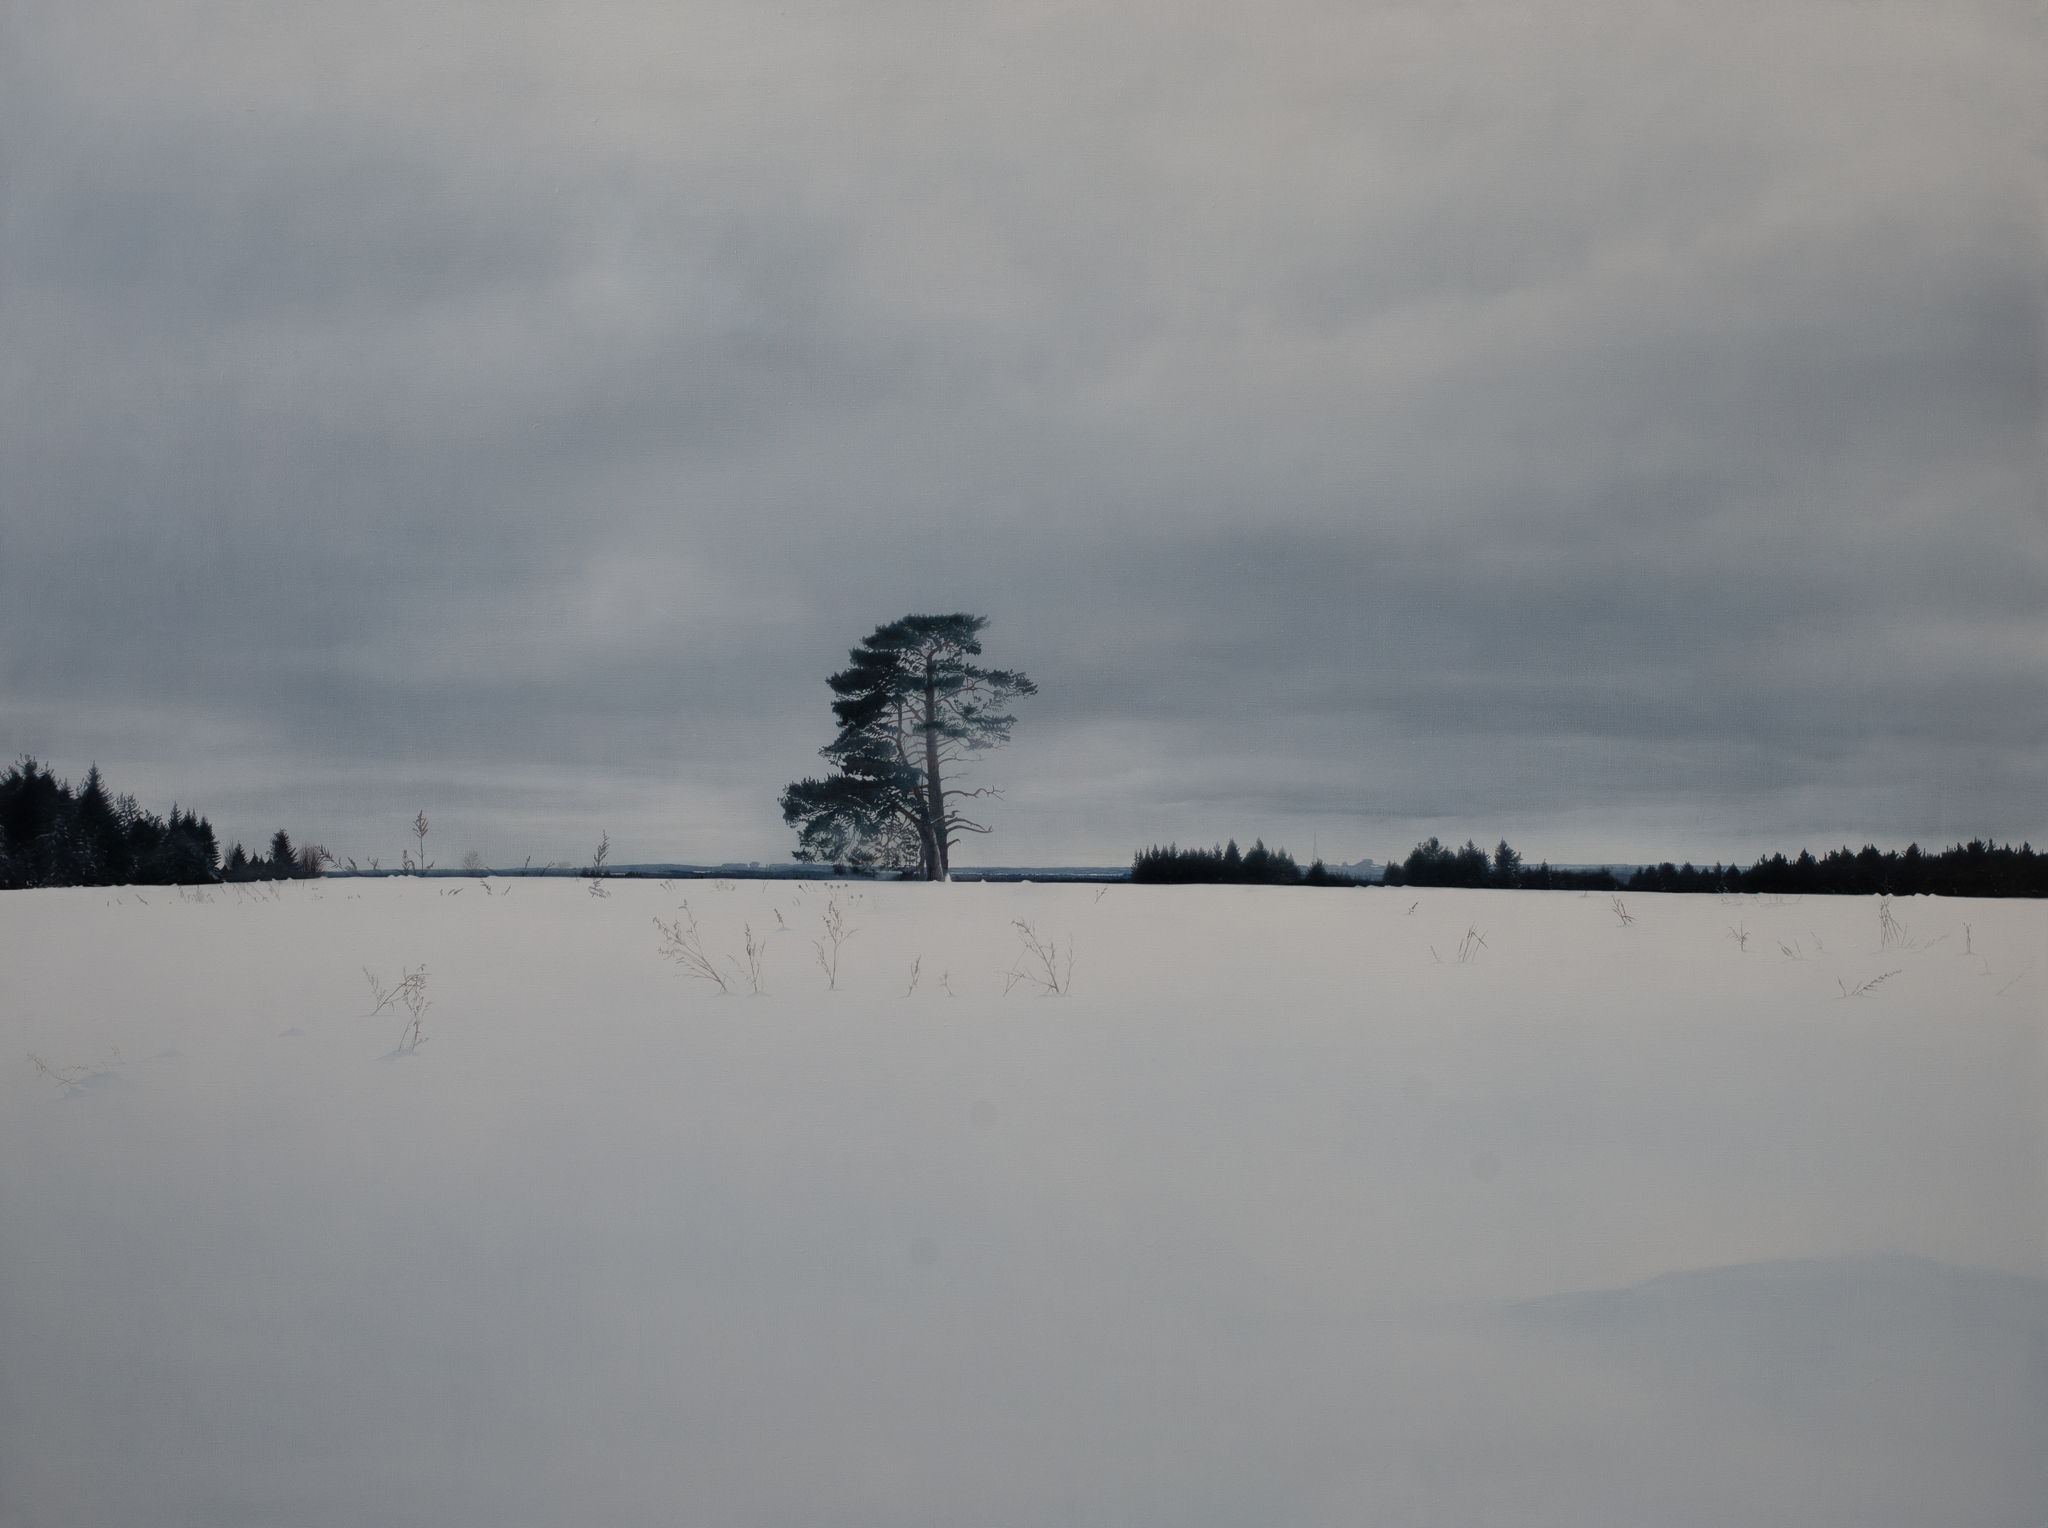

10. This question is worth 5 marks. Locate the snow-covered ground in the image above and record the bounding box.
[3,878,2043,1527]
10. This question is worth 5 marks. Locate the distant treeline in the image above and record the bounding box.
[0,756,320,889]
[1133,833,2046,898]
[1383,835,2046,898]
[1632,840,2044,898]
[1383,837,1620,889]
[1130,840,1359,886]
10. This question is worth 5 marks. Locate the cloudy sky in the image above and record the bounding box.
[3,0,2042,869]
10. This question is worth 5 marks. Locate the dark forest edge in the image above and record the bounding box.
[1136,835,2045,898]
[1132,841,1362,886]
[1133,835,2045,898]
[1386,835,2046,898]
[0,756,322,889]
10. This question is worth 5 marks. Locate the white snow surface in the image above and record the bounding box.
[3,878,2043,1527]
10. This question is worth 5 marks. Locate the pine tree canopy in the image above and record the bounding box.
[780,613,1036,880]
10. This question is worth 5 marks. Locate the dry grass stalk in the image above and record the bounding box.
[654,903,731,994]
[365,964,431,1052]
[814,899,855,991]
[1004,920,1072,995]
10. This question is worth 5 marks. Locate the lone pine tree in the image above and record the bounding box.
[780,613,1036,880]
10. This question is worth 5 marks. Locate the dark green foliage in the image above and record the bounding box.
[1383,836,1617,890]
[1131,839,1326,885]
[0,757,73,887]
[219,827,322,882]
[1640,840,2046,898]
[1382,836,2043,896]
[1147,826,2042,899]
[0,756,227,889]
[778,762,921,872]
[1538,863,1624,891]
[72,766,129,884]
[128,805,219,885]
[1302,858,1364,887]
[1387,836,1495,888]
[1491,838,1523,888]
[781,614,1036,880]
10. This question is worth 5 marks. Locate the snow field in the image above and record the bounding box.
[2,878,2043,1527]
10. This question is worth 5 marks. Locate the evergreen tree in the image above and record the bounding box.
[1400,837,1452,885]
[1491,839,1523,888]
[781,614,1036,879]
[0,759,224,886]
[73,765,129,884]
[1131,839,1315,885]
[0,757,71,887]
[1898,843,1925,895]
[1453,840,1490,886]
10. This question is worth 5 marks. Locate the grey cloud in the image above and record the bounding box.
[2,0,2041,864]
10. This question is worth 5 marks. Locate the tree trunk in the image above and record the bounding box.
[923,661,947,879]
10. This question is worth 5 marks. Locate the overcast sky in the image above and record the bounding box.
[2,0,2042,869]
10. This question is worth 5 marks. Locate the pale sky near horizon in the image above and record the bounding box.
[3,1,2043,868]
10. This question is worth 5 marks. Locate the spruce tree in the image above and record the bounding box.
[1492,839,1522,888]
[73,765,129,885]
